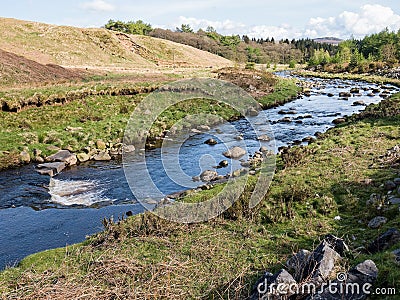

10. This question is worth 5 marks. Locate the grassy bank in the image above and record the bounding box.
[1,85,399,298]
[0,71,299,170]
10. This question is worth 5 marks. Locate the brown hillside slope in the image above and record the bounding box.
[0,18,232,69]
[0,49,82,85]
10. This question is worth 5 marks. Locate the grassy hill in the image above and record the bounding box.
[0,18,232,71]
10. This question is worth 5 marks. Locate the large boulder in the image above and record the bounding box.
[200,170,218,182]
[93,151,111,161]
[36,162,66,176]
[46,150,77,166]
[309,260,378,300]
[301,240,342,284]
[223,146,246,159]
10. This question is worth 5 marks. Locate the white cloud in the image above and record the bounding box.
[81,0,115,12]
[173,4,400,40]
[307,4,400,38]
[175,16,247,35]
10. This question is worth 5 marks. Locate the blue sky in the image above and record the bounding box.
[2,0,400,39]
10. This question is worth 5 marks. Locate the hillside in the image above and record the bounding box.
[0,49,82,85]
[0,18,231,70]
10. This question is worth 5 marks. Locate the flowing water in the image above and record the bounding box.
[0,74,399,269]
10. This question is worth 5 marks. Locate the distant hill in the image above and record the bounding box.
[313,37,342,45]
[0,18,232,71]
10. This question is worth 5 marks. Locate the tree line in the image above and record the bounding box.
[104,19,400,70]
[104,20,338,65]
[308,28,400,72]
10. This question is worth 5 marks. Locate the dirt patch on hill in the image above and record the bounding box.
[0,49,83,85]
[216,67,278,99]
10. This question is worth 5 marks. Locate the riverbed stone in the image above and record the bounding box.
[247,107,259,116]
[368,216,387,229]
[46,150,77,166]
[384,180,396,191]
[200,170,218,182]
[197,125,210,131]
[352,100,366,106]
[218,160,228,168]
[223,146,246,159]
[123,144,135,153]
[77,152,90,163]
[19,150,31,164]
[339,92,351,98]
[204,138,218,145]
[257,134,271,141]
[93,151,111,161]
[36,162,66,176]
[259,146,269,153]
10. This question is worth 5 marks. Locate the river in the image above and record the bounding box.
[0,73,398,269]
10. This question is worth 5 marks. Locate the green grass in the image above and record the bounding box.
[0,76,299,170]
[1,87,399,298]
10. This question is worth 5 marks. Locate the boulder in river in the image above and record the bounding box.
[278,117,292,123]
[223,146,246,159]
[218,160,229,168]
[278,109,297,115]
[352,100,366,106]
[36,162,66,176]
[93,151,111,161]
[339,92,351,98]
[257,134,271,141]
[204,138,218,145]
[46,150,77,166]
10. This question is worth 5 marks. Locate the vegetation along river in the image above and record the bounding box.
[0,73,399,269]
